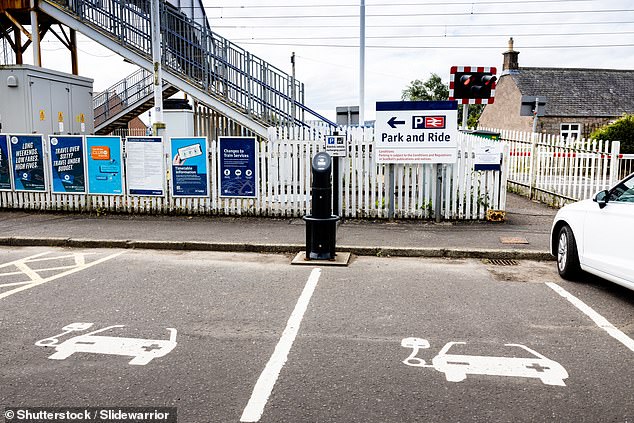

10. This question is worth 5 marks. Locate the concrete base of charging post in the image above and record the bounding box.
[291,251,351,266]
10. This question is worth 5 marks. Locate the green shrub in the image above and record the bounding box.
[590,114,634,154]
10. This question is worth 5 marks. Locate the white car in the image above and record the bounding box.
[551,172,634,290]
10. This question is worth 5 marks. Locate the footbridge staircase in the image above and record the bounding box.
[35,0,334,137]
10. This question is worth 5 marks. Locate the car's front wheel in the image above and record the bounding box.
[557,225,581,280]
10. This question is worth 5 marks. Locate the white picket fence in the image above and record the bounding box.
[0,127,508,220]
[485,128,633,206]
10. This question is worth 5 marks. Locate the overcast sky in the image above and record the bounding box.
[32,0,634,122]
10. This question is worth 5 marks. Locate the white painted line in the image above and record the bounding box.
[240,268,322,423]
[0,252,50,269]
[0,251,126,301]
[0,271,26,277]
[546,282,634,353]
[0,281,32,288]
[24,253,96,263]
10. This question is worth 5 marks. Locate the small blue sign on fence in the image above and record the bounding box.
[0,134,12,191]
[9,134,46,192]
[219,136,257,198]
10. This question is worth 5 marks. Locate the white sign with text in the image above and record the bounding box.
[375,101,458,164]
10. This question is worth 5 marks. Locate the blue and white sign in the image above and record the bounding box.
[325,135,347,157]
[9,134,46,192]
[86,136,124,195]
[0,134,12,191]
[219,136,257,198]
[49,135,86,194]
[170,137,209,197]
[126,136,165,197]
[375,101,458,163]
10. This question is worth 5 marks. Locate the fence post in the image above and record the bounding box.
[527,132,539,199]
[609,140,621,186]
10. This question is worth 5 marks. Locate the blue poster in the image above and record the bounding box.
[170,137,209,197]
[9,134,46,192]
[86,136,123,195]
[0,135,11,191]
[49,136,86,194]
[219,136,257,198]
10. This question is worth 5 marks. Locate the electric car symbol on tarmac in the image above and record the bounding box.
[36,323,177,366]
[401,337,568,386]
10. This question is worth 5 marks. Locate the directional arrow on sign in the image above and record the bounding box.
[388,117,406,128]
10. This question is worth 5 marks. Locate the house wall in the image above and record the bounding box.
[478,75,533,132]
[536,116,617,139]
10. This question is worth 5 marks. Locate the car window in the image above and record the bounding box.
[609,175,634,203]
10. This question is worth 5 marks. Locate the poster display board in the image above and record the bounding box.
[170,137,209,197]
[0,134,12,191]
[125,136,165,197]
[48,135,86,194]
[9,134,46,192]
[219,136,257,198]
[86,136,124,195]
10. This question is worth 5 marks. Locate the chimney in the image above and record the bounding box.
[503,37,519,71]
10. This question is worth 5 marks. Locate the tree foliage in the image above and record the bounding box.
[401,73,448,101]
[590,114,634,154]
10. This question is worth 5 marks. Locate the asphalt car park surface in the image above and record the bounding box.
[1,247,633,423]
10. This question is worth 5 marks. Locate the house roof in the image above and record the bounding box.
[508,67,634,117]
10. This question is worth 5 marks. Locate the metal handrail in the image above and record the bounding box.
[93,68,153,126]
[55,0,333,128]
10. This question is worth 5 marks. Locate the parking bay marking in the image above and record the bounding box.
[35,323,177,366]
[401,338,569,386]
[546,282,634,353]
[240,268,322,423]
[0,251,125,300]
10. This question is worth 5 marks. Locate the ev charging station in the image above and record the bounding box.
[292,151,350,266]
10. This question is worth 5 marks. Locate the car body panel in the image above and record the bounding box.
[551,173,634,291]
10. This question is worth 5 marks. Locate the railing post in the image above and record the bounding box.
[609,140,621,186]
[528,131,539,199]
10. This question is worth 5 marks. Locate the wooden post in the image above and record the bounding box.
[70,28,78,75]
[14,27,23,64]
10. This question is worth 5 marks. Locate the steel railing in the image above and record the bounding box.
[52,0,335,128]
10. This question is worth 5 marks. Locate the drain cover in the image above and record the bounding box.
[483,259,520,266]
[499,236,529,245]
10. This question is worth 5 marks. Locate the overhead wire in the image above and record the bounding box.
[231,31,634,41]
[208,9,633,19]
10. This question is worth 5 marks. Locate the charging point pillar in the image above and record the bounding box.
[303,152,340,260]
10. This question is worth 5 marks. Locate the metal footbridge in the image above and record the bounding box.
[34,0,334,136]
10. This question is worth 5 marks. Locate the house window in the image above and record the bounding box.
[560,123,581,140]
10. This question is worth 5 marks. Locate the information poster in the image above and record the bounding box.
[170,137,209,197]
[9,134,46,192]
[219,136,257,198]
[126,136,165,196]
[86,136,124,195]
[48,135,86,194]
[0,134,12,191]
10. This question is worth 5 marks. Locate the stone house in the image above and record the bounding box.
[478,39,634,139]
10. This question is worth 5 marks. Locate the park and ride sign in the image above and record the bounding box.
[375,101,458,164]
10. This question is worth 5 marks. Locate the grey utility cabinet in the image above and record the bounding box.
[0,65,94,136]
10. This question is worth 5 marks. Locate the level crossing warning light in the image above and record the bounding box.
[449,66,497,104]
